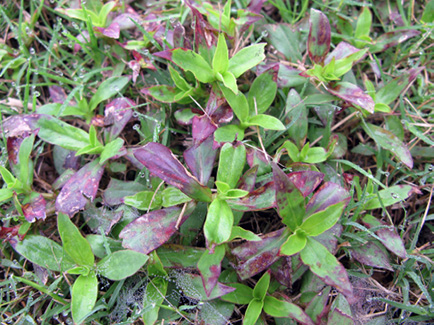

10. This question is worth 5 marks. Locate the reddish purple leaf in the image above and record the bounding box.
[247,0,267,14]
[74,31,90,53]
[288,171,324,197]
[269,257,292,287]
[125,148,145,170]
[308,9,331,64]
[1,114,44,138]
[55,160,104,216]
[328,81,375,113]
[232,228,287,280]
[0,225,21,240]
[22,195,46,223]
[120,204,195,255]
[370,30,420,53]
[112,12,142,30]
[53,146,80,174]
[237,165,258,192]
[306,182,350,216]
[184,0,217,50]
[325,41,364,64]
[172,21,187,48]
[198,246,225,297]
[174,272,235,301]
[314,224,343,254]
[48,86,68,104]
[103,97,134,142]
[192,115,217,144]
[362,215,406,258]
[350,241,393,271]
[134,143,212,202]
[184,135,217,185]
[7,134,26,167]
[247,147,270,175]
[96,22,120,39]
[128,60,141,83]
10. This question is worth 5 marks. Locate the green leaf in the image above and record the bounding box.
[88,125,99,147]
[98,1,116,27]
[220,85,249,123]
[123,190,162,210]
[300,237,353,299]
[162,187,192,207]
[221,283,253,304]
[99,138,124,164]
[214,124,245,143]
[363,122,413,168]
[244,298,264,325]
[221,71,238,94]
[228,43,266,78]
[67,266,90,276]
[248,73,277,115]
[279,232,307,256]
[253,271,270,301]
[421,0,434,23]
[229,226,261,242]
[172,49,215,83]
[355,7,372,41]
[17,134,35,189]
[219,189,249,200]
[281,140,300,162]
[300,201,345,236]
[363,185,415,210]
[333,49,368,77]
[89,76,129,111]
[13,235,75,272]
[97,250,149,281]
[0,165,19,188]
[204,199,234,246]
[247,114,285,130]
[215,180,231,195]
[303,147,328,164]
[217,142,246,189]
[263,296,314,324]
[71,272,98,324]
[169,65,191,92]
[58,213,94,267]
[35,118,90,151]
[213,34,229,74]
[0,188,13,202]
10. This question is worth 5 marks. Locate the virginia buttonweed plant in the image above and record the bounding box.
[0,0,433,324]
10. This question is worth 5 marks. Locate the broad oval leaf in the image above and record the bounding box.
[217,142,246,189]
[97,250,149,280]
[247,114,285,130]
[228,43,266,78]
[120,204,196,255]
[306,182,350,216]
[12,235,75,272]
[89,76,130,111]
[71,272,98,325]
[279,232,307,256]
[264,24,302,62]
[350,241,393,271]
[55,160,105,216]
[104,97,134,142]
[301,201,345,237]
[248,72,277,115]
[244,299,264,325]
[221,283,253,304]
[264,296,314,325]
[134,142,212,202]
[103,178,147,206]
[300,237,354,301]
[204,199,234,247]
[220,85,249,123]
[308,9,331,64]
[363,123,413,168]
[58,212,94,267]
[328,82,374,114]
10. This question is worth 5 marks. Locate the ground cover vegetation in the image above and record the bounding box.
[0,0,433,324]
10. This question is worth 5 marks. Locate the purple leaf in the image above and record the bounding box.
[350,241,393,271]
[184,135,217,185]
[103,178,147,206]
[308,9,331,64]
[247,0,267,13]
[314,224,343,254]
[247,147,270,175]
[53,146,80,175]
[83,203,123,234]
[237,165,258,192]
[192,115,217,144]
[174,272,235,301]
[288,171,324,197]
[134,143,212,202]
[112,12,142,30]
[103,97,134,142]
[22,195,47,223]
[120,203,195,255]
[198,246,225,297]
[48,86,69,104]
[227,181,275,211]
[1,114,44,138]
[269,257,292,287]
[370,30,420,53]
[361,215,406,259]
[273,163,305,232]
[232,228,287,280]
[7,134,27,167]
[55,160,104,216]
[328,81,375,114]
[306,182,350,216]
[325,41,364,64]
[96,22,120,39]
[184,0,217,50]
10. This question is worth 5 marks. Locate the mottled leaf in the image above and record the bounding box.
[328,82,374,114]
[1,114,42,138]
[350,241,393,271]
[362,214,406,258]
[232,228,287,280]
[198,246,225,297]
[134,142,212,202]
[104,97,134,142]
[228,181,275,212]
[308,9,331,64]
[305,182,349,216]
[192,115,217,144]
[300,238,354,301]
[157,245,204,268]
[324,41,364,64]
[103,178,147,206]
[22,194,46,223]
[272,163,305,231]
[286,89,308,148]
[96,22,120,39]
[53,146,80,175]
[363,123,413,168]
[237,165,258,192]
[55,160,104,216]
[120,203,196,255]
